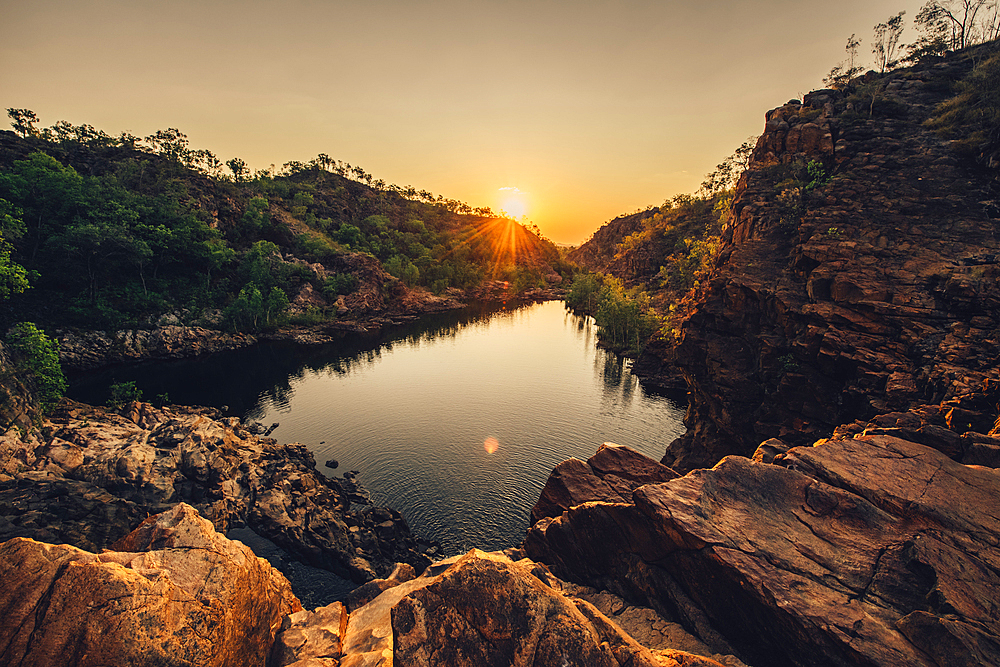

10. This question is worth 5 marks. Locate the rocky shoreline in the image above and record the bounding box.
[55,284,567,372]
[0,399,435,590]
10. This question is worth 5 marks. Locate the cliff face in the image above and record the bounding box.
[663,46,1000,470]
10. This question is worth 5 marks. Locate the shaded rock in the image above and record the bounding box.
[531,443,678,524]
[526,435,1000,667]
[0,399,431,591]
[57,326,257,371]
[566,46,1000,472]
[271,601,347,667]
[0,503,299,667]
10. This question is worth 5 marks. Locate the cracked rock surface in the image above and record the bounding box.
[0,503,300,667]
[525,436,1000,667]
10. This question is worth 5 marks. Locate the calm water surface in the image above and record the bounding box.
[70,300,685,555]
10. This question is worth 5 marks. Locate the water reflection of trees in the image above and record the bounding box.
[69,301,538,419]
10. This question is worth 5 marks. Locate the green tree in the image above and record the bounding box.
[0,152,83,260]
[5,322,67,411]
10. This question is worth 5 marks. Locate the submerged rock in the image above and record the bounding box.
[0,503,299,667]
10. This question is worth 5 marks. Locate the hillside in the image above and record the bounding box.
[0,123,572,339]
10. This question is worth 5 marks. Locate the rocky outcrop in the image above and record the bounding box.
[531,442,678,524]
[661,45,1000,470]
[57,325,257,371]
[270,548,741,667]
[0,340,39,431]
[524,433,1000,667]
[0,399,431,586]
[0,503,300,667]
[569,209,655,275]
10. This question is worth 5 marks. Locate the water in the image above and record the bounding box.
[69,300,686,556]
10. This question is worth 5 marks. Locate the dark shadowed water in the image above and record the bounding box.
[70,300,686,556]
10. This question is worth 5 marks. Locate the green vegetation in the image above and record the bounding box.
[107,380,142,407]
[566,273,660,356]
[5,322,66,411]
[0,109,573,334]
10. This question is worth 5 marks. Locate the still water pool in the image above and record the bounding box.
[70,300,686,555]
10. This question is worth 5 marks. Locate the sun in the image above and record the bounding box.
[498,187,529,219]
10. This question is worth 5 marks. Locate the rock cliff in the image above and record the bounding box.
[660,45,1000,470]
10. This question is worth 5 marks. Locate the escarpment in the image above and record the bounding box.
[661,47,1000,471]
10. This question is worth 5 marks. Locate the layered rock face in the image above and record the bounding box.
[0,503,300,667]
[658,48,1000,470]
[0,399,430,584]
[525,435,1000,667]
[57,326,257,371]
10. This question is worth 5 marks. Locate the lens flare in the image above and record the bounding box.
[484,437,499,454]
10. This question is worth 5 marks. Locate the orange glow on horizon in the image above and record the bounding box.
[484,437,499,454]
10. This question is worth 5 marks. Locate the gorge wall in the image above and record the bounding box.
[655,46,1000,470]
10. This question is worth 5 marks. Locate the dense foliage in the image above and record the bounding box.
[5,322,66,411]
[0,112,572,333]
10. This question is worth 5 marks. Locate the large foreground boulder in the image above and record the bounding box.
[525,435,1000,667]
[0,503,300,667]
[270,549,737,667]
[531,442,679,524]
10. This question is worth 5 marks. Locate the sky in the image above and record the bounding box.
[2,0,929,245]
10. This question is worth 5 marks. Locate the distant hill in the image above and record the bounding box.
[0,123,573,333]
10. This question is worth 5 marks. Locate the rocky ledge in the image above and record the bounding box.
[0,399,432,587]
[1,500,746,667]
[57,325,258,371]
[525,427,1000,666]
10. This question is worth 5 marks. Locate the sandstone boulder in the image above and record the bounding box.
[531,443,678,524]
[0,503,299,667]
[526,436,1000,667]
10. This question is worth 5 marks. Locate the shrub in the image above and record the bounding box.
[6,322,67,411]
[107,380,142,407]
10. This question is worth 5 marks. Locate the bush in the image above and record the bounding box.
[6,322,67,411]
[323,273,359,298]
[565,273,602,314]
[107,380,142,407]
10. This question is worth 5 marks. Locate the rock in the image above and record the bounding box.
[325,458,340,469]
[271,602,347,667]
[530,443,678,524]
[57,325,258,371]
[390,549,715,667]
[525,435,1000,667]
[0,503,299,667]
[0,399,431,591]
[577,46,1000,472]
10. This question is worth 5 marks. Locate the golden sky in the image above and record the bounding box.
[2,0,927,244]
